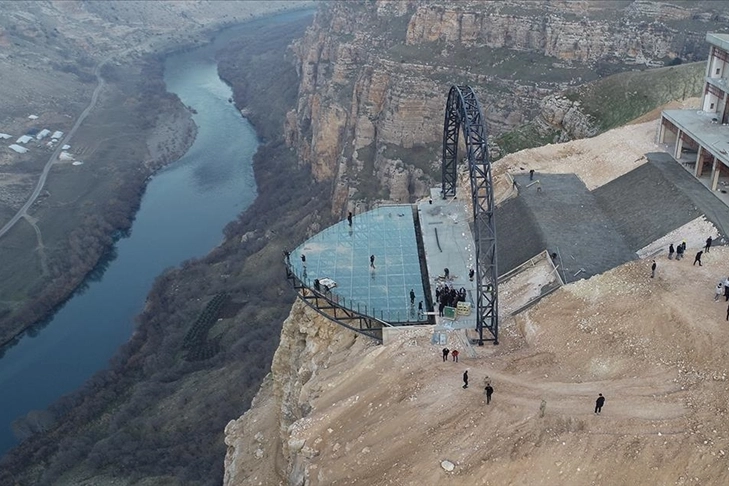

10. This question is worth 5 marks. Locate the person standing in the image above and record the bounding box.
[693,251,703,266]
[485,384,494,404]
[595,393,605,414]
[347,211,353,227]
[651,260,656,278]
[370,254,376,269]
[301,254,306,267]
[462,370,469,389]
[676,244,684,260]
[452,349,459,362]
[442,347,450,362]
[529,169,535,181]
[539,399,547,418]
[726,303,729,321]
[715,282,724,301]
[668,244,675,260]
[706,236,713,253]
[409,289,416,305]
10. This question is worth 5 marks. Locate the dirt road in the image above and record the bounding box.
[0,61,107,240]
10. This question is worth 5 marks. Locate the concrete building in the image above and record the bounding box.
[36,129,51,140]
[659,33,729,192]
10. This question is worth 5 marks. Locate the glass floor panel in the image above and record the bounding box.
[290,205,426,324]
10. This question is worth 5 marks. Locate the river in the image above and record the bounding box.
[0,25,261,456]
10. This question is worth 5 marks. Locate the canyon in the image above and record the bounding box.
[2,1,729,484]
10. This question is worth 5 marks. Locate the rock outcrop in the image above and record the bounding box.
[285,0,725,215]
[536,94,599,142]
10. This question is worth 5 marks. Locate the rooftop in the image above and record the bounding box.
[707,32,729,52]
[663,109,729,166]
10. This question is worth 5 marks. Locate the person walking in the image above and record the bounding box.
[409,289,416,305]
[706,236,713,253]
[715,282,724,301]
[301,254,306,267]
[462,370,469,389]
[668,244,675,260]
[693,250,703,266]
[442,347,450,362]
[347,211,353,227]
[676,244,684,260]
[595,393,605,414]
[726,303,729,321]
[529,169,535,181]
[651,260,656,278]
[485,384,494,404]
[539,399,547,418]
[452,349,459,362]
[370,254,376,269]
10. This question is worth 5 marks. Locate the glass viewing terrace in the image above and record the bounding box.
[285,205,431,341]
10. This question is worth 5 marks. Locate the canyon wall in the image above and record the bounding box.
[285,0,726,214]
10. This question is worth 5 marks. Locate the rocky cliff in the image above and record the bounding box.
[285,0,726,214]
[223,119,729,485]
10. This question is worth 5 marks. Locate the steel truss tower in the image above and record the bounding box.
[441,85,498,344]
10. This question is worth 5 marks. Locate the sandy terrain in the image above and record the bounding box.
[227,245,729,485]
[225,111,729,485]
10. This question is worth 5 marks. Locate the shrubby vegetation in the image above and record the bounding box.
[0,12,326,486]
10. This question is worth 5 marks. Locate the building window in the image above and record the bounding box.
[717,68,721,75]
[710,103,715,110]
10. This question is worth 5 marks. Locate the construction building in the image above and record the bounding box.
[659,33,729,193]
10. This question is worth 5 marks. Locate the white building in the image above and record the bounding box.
[659,33,729,190]
[0,133,11,140]
[36,129,51,140]
[51,131,64,140]
[8,144,28,154]
[16,135,33,144]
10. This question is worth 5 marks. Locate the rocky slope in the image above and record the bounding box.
[223,115,729,485]
[286,0,727,214]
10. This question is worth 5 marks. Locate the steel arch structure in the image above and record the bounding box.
[441,85,499,345]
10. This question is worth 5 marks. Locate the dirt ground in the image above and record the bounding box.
[227,247,729,485]
[225,110,729,485]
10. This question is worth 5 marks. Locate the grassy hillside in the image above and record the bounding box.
[495,61,704,157]
[565,61,704,131]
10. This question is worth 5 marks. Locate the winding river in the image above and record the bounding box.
[0,25,261,455]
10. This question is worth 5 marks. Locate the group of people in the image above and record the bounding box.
[442,347,460,362]
[442,348,607,412]
[436,283,467,316]
[667,236,712,266]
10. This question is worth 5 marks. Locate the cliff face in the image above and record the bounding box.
[224,301,365,486]
[285,0,726,214]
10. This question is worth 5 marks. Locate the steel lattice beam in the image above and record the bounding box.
[441,86,499,345]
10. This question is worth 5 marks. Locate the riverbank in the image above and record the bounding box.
[0,5,316,350]
[0,11,326,485]
[0,54,197,350]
